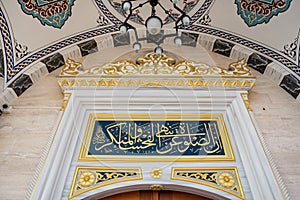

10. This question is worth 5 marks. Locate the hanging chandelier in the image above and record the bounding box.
[119,0,191,56]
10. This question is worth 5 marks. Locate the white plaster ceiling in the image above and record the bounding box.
[1,0,299,55]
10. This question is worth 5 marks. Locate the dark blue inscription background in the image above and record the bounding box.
[88,120,225,156]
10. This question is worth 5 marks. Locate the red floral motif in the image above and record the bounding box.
[235,0,292,26]
[240,0,286,15]
[18,0,75,28]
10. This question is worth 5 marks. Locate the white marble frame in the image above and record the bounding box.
[28,88,287,200]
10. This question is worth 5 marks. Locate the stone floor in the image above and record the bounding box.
[0,50,299,199]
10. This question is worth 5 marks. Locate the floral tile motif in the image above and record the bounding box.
[17,0,76,28]
[235,0,292,27]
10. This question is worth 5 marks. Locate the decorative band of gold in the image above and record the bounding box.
[58,78,255,89]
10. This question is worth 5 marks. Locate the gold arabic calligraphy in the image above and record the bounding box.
[90,121,224,156]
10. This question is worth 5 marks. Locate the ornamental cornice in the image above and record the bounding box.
[57,52,256,90]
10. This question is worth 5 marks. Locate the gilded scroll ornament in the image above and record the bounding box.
[150,185,163,191]
[172,168,244,199]
[60,53,252,76]
[61,59,82,75]
[59,53,255,90]
[69,167,142,199]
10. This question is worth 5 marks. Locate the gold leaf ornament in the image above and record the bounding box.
[218,172,235,188]
[78,172,96,187]
[151,168,162,179]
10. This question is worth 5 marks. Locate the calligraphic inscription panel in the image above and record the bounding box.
[79,114,234,161]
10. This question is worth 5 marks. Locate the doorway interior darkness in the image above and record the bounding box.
[98,190,212,200]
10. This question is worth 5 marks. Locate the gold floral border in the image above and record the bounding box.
[69,167,142,199]
[171,167,245,199]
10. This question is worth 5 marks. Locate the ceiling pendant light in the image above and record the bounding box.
[154,46,163,56]
[122,1,132,12]
[146,16,163,35]
[133,42,141,52]
[182,15,190,26]
[120,0,190,53]
[119,25,127,33]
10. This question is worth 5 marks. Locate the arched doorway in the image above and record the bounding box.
[99,190,211,200]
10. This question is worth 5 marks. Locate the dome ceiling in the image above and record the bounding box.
[0,0,299,99]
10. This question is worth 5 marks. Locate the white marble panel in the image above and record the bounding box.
[24,62,49,83]
[94,35,114,51]
[264,62,290,85]
[198,35,216,51]
[0,88,17,106]
[60,45,82,62]
[229,45,253,61]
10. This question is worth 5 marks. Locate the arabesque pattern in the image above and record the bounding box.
[17,0,76,28]
[235,0,292,27]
